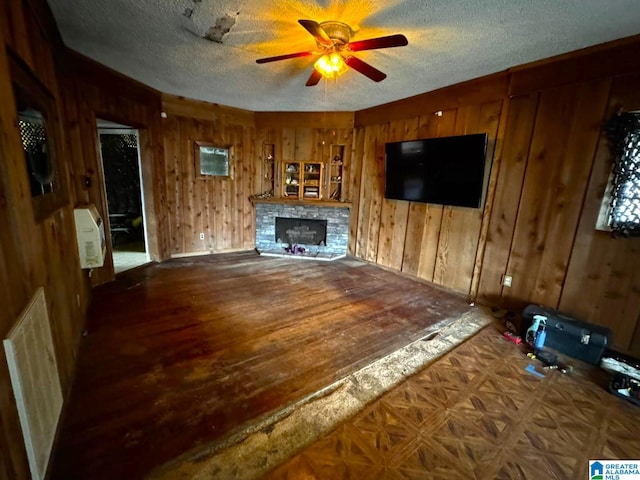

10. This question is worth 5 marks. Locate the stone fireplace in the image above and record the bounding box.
[254,200,350,260]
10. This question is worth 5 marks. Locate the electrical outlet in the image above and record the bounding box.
[502,275,513,287]
[199,232,205,240]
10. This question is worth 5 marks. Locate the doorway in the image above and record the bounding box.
[97,119,149,273]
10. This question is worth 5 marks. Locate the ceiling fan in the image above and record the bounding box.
[256,20,408,86]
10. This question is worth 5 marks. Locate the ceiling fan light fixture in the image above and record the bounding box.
[256,19,408,86]
[314,52,348,78]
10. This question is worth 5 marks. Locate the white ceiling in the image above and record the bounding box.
[47,0,640,112]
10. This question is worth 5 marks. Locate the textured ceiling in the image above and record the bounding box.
[47,0,640,112]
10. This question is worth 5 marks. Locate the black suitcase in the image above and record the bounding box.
[522,304,612,364]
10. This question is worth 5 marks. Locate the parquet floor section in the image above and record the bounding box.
[264,326,640,480]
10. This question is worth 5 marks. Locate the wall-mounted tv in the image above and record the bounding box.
[385,133,489,208]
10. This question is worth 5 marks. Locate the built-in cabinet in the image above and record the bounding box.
[282,162,323,199]
[279,144,346,201]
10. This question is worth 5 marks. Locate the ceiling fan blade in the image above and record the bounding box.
[305,69,323,87]
[344,56,387,82]
[348,34,408,52]
[298,19,333,46]
[256,51,314,63]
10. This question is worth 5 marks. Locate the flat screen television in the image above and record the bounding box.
[384,133,489,208]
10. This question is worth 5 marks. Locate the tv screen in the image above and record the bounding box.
[384,133,489,208]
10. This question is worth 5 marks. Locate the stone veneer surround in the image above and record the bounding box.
[254,201,350,259]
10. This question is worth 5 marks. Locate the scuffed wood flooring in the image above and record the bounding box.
[265,326,640,480]
[49,252,472,479]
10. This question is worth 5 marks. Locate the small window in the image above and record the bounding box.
[195,141,232,178]
[597,111,640,236]
[9,54,68,221]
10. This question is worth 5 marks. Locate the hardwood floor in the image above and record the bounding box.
[49,252,472,480]
[265,326,640,480]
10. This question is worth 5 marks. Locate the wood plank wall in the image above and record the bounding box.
[254,112,355,202]
[351,77,506,295]
[351,40,640,355]
[480,80,611,306]
[162,95,258,255]
[293,128,355,200]
[477,50,640,355]
[557,73,640,353]
[0,1,86,479]
[59,51,169,286]
[162,106,355,256]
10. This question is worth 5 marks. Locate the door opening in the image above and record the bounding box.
[97,120,149,273]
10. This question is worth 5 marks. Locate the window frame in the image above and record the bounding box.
[194,141,233,180]
[9,53,68,221]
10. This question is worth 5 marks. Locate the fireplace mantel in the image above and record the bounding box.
[250,197,351,209]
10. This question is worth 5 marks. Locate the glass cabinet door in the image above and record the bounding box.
[283,162,300,197]
[282,162,323,199]
[302,163,322,199]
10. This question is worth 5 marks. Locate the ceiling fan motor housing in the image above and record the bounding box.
[318,21,354,48]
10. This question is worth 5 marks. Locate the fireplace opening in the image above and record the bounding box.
[275,217,327,246]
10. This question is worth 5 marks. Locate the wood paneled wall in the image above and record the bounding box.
[351,39,640,355]
[0,1,86,479]
[162,96,258,255]
[162,104,355,256]
[254,112,355,203]
[478,80,611,306]
[350,79,505,295]
[59,51,169,286]
[478,50,640,355]
[253,113,355,204]
[557,73,640,353]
